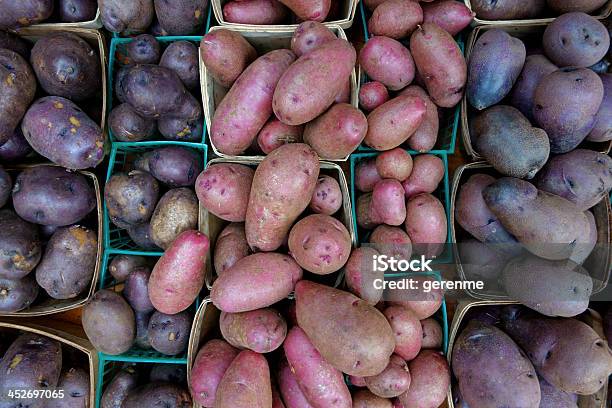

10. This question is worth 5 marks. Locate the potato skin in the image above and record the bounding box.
[588,73,612,142]
[109,103,156,142]
[160,41,199,90]
[372,179,406,226]
[105,171,159,229]
[190,339,240,407]
[148,310,191,355]
[148,146,202,187]
[149,230,209,314]
[58,0,97,22]
[196,163,254,222]
[30,33,101,101]
[359,81,390,112]
[46,367,90,408]
[101,367,139,408]
[364,96,426,151]
[122,383,192,408]
[0,127,33,163]
[295,280,395,377]
[158,113,203,142]
[309,175,342,215]
[155,0,207,35]
[257,119,303,154]
[355,159,382,193]
[273,39,356,126]
[211,50,296,155]
[402,154,443,198]
[399,85,439,152]
[220,308,287,353]
[410,23,467,108]
[470,0,545,19]
[365,354,411,398]
[0,30,30,59]
[99,0,154,33]
[383,306,422,361]
[215,350,272,408]
[420,318,442,349]
[0,275,39,312]
[369,225,412,260]
[246,144,319,252]
[21,96,105,169]
[353,390,392,408]
[509,54,558,122]
[223,0,288,24]
[127,34,160,64]
[369,0,422,40]
[359,37,415,91]
[422,1,474,37]
[0,0,54,29]
[123,266,153,313]
[538,376,579,408]
[200,29,257,89]
[214,223,251,275]
[376,149,412,181]
[356,192,382,229]
[277,358,314,408]
[277,0,330,21]
[404,193,447,258]
[291,21,336,57]
[0,209,41,279]
[13,165,96,227]
[344,247,384,305]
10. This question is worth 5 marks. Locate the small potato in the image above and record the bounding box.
[160,41,199,90]
[101,367,139,408]
[369,225,412,260]
[99,0,154,34]
[422,1,474,36]
[200,29,257,88]
[355,159,382,192]
[398,351,450,408]
[470,0,545,19]
[220,308,287,353]
[402,154,444,198]
[154,0,207,35]
[127,34,160,64]
[372,179,406,226]
[309,175,342,215]
[214,223,251,275]
[223,0,288,24]
[291,21,336,57]
[196,163,254,222]
[127,222,161,250]
[105,171,160,229]
[588,72,612,142]
[0,275,39,312]
[58,0,97,22]
[123,266,154,313]
[109,103,156,142]
[288,214,352,275]
[353,390,393,408]
[359,81,390,111]
[404,193,447,258]
[148,310,191,355]
[369,0,422,40]
[344,246,384,305]
[147,146,202,187]
[387,275,443,319]
[0,209,41,279]
[376,148,413,181]
[190,339,239,407]
[399,85,439,152]
[303,103,368,159]
[257,119,304,154]
[384,306,422,361]
[420,318,442,349]
[359,37,415,91]
[365,354,411,398]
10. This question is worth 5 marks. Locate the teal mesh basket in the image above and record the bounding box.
[357,0,463,155]
[349,151,452,264]
[103,141,207,253]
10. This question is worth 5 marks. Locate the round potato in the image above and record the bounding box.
[376,148,413,181]
[257,119,303,154]
[291,20,336,57]
[127,34,160,64]
[309,175,342,215]
[105,171,160,229]
[368,0,423,40]
[365,354,412,398]
[220,308,287,353]
[160,41,199,90]
[149,188,199,250]
[200,29,257,89]
[359,36,415,91]
[359,81,390,111]
[196,163,254,222]
[148,310,191,355]
[0,275,39,313]
[109,255,147,283]
[147,146,203,187]
[109,103,156,142]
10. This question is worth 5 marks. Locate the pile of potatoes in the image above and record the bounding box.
[0,0,98,28]
[201,23,362,159]
[100,363,191,407]
[469,0,610,20]
[451,304,612,407]
[358,0,470,152]
[0,330,91,407]
[220,0,348,25]
[0,165,99,313]
[109,35,203,142]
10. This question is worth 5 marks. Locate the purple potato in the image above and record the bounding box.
[0,274,39,312]
[135,311,152,350]
[101,366,139,408]
[0,209,41,279]
[109,103,156,142]
[127,222,162,250]
[147,146,202,187]
[123,266,154,313]
[154,0,208,35]
[0,127,33,162]
[510,54,558,122]
[127,34,160,64]
[149,364,187,384]
[0,30,31,59]
[588,73,612,142]
[148,310,191,356]
[109,255,147,283]
[58,0,97,22]
[159,41,199,90]
[0,0,54,29]
[0,165,11,208]
[46,367,90,408]
[114,65,131,104]
[99,0,154,34]
[104,171,160,229]
[158,115,203,142]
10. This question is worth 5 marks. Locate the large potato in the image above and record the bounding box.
[99,0,154,33]
[245,143,319,252]
[190,339,239,407]
[359,37,415,91]
[147,146,202,187]
[510,55,558,122]
[223,0,288,24]
[0,0,54,29]
[196,163,254,222]
[405,193,447,258]
[200,29,257,89]
[368,0,422,39]
[295,280,395,376]
[215,350,272,408]
[149,188,199,249]
[220,308,287,353]
[154,0,207,35]
[588,73,612,142]
[469,0,545,19]
[0,209,41,279]
[0,275,39,312]
[105,171,159,229]
[214,223,251,275]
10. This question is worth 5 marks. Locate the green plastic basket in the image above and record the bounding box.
[103,141,207,254]
[349,151,452,264]
[357,1,463,155]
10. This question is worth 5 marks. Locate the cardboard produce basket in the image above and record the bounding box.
[201,24,359,160]
[199,157,355,290]
[461,23,612,160]
[450,162,612,299]
[447,300,609,408]
[0,164,102,317]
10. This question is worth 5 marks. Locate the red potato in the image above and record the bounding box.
[372,179,407,226]
[386,275,443,320]
[274,39,356,125]
[245,144,320,252]
[344,247,384,305]
[384,306,423,361]
[398,350,450,408]
[284,326,352,408]
[402,154,444,198]
[420,318,443,349]
[257,119,304,154]
[215,350,272,408]
[353,390,393,408]
[303,103,368,159]
[148,230,209,314]
[399,86,439,152]
[422,1,474,36]
[220,308,287,353]
[355,159,382,192]
[359,81,390,111]
[278,359,315,408]
[359,37,415,91]
[214,223,251,275]
[291,21,336,57]
[410,23,467,108]
[376,148,413,181]
[335,80,351,103]
[223,0,288,25]
[369,0,422,40]
[189,339,239,407]
[309,175,342,215]
[365,354,411,398]
[404,193,447,257]
[356,192,383,229]
[200,29,257,89]
[369,225,413,260]
[211,252,303,313]
[277,0,330,21]
[365,95,427,151]
[211,49,296,155]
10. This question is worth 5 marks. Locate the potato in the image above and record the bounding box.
[309,175,342,215]
[101,367,139,408]
[127,223,161,251]
[123,266,153,313]
[211,253,303,313]
[212,50,296,155]
[105,171,160,229]
[13,165,96,227]
[82,289,135,355]
[158,113,203,142]
[422,1,473,36]
[502,308,612,394]
[0,275,38,312]
[257,118,303,154]
[135,311,152,350]
[534,67,604,153]
[295,280,395,376]
[273,39,356,125]
[359,37,415,91]
[368,0,422,40]
[46,367,89,408]
[548,0,607,13]
[383,306,422,361]
[220,308,287,353]
[386,275,443,319]
[469,0,545,19]
[535,149,612,210]
[277,358,314,407]
[588,73,612,142]
[148,310,191,355]
[190,339,239,407]
[303,103,367,159]
[483,177,593,260]
[109,103,156,142]
[354,391,393,407]
[150,364,186,383]
[148,146,202,188]
[510,55,558,122]
[99,0,154,33]
[215,350,272,408]
[452,320,541,408]
[543,12,610,68]
[277,0,329,21]
[0,333,61,408]
[365,354,411,398]
[410,23,467,107]
[149,230,209,314]
[375,149,412,182]
[58,0,97,22]
[372,179,406,226]
[467,29,526,110]
[355,158,382,192]
[122,383,192,407]
[344,247,384,305]
[398,351,449,407]
[31,33,101,101]
[154,0,207,35]
[0,0,54,29]
[114,66,130,104]
[223,0,288,24]
[291,21,336,57]
[0,209,41,279]
[127,34,160,64]
[0,30,30,59]
[214,223,250,275]
[401,154,443,198]
[364,96,426,151]
[246,144,319,251]
[200,29,257,89]
[350,376,367,387]
[359,81,390,111]
[399,86,439,152]
[369,225,412,260]
[404,193,446,258]
[196,163,254,222]
[160,41,199,90]
[0,127,33,163]
[420,318,442,349]
[356,192,382,229]
[539,376,579,408]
